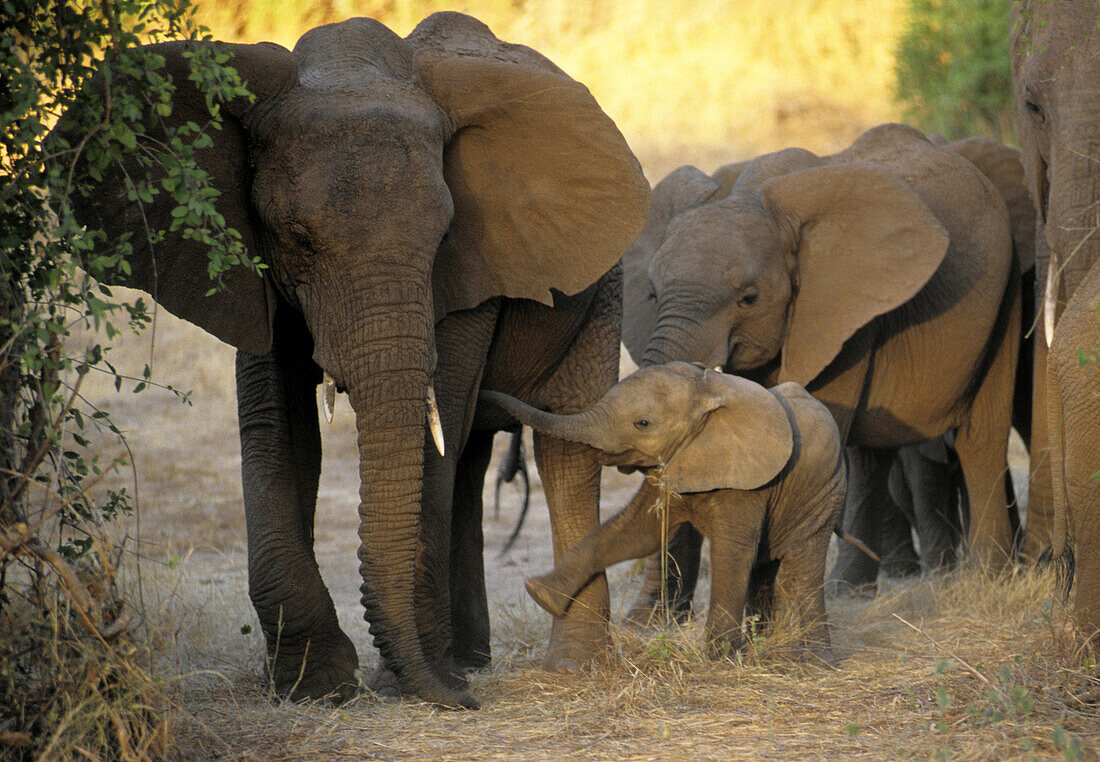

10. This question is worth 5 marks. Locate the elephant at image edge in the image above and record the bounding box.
[55,13,649,708]
[619,123,1020,611]
[1012,0,1100,645]
[484,363,845,660]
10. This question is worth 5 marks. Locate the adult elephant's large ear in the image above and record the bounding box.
[621,166,720,365]
[56,40,296,354]
[663,371,793,493]
[408,12,651,316]
[761,165,949,387]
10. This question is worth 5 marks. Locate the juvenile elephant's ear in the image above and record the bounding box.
[622,166,720,365]
[761,164,949,387]
[57,41,296,354]
[663,372,793,493]
[947,137,1036,274]
[408,12,650,316]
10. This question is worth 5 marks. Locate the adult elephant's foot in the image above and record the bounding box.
[827,542,880,597]
[367,656,469,699]
[542,579,611,672]
[267,629,359,703]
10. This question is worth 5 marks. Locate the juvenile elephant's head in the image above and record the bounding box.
[55,13,649,707]
[1011,0,1100,322]
[622,126,952,388]
[483,362,793,493]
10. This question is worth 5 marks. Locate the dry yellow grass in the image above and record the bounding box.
[190,0,907,179]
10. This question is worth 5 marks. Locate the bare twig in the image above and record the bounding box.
[892,613,995,690]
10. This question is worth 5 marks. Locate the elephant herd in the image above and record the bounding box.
[58,4,1099,710]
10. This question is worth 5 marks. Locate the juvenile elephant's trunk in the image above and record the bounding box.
[481,390,611,451]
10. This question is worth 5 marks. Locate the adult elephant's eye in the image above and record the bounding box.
[634,418,650,430]
[738,289,759,308]
[288,222,316,256]
[1025,99,1045,124]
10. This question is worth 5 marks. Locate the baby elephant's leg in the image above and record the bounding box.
[705,493,766,657]
[771,524,835,664]
[526,478,668,617]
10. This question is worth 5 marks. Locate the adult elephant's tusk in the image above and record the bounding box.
[1044,253,1057,348]
[322,372,337,423]
[427,384,445,457]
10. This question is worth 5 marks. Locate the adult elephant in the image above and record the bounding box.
[56,13,649,708]
[1011,0,1100,645]
[618,123,1020,614]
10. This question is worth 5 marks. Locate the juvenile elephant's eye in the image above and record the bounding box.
[738,290,759,308]
[634,418,651,431]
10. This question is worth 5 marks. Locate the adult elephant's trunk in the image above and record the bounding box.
[482,391,612,452]
[334,277,476,709]
[1047,137,1100,321]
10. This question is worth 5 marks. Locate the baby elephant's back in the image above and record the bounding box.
[770,381,846,500]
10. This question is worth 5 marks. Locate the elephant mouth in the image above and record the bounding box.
[727,338,773,370]
[593,448,659,471]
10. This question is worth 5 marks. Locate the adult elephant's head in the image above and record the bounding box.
[1011,0,1100,323]
[58,13,649,707]
[622,129,949,387]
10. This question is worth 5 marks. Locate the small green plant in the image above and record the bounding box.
[1052,724,1085,761]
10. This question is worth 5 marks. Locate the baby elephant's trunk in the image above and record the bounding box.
[479,390,610,450]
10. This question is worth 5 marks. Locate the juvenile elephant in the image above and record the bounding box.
[1012,0,1100,646]
[483,362,844,659]
[54,13,649,707]
[619,123,1021,608]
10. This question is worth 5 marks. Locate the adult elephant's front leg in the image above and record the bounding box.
[534,432,611,668]
[236,313,357,701]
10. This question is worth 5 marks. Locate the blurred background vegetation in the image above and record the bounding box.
[190,0,1012,179]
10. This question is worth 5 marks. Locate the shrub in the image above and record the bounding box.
[894,0,1014,142]
[1,1,251,756]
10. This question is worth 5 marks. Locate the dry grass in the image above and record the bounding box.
[190,0,908,179]
[154,564,1100,760]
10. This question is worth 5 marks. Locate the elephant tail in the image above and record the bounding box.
[495,428,530,557]
[833,525,881,563]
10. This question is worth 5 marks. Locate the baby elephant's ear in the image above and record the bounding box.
[663,374,794,493]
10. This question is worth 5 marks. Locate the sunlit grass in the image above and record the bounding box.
[191,0,907,175]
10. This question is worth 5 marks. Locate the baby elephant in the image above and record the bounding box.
[481,361,845,660]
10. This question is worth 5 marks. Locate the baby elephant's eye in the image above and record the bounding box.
[634,418,650,431]
[738,290,759,308]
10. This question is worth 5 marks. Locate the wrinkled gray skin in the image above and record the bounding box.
[618,124,1021,611]
[55,13,649,708]
[1012,0,1100,647]
[483,363,844,658]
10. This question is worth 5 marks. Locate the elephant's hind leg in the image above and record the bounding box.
[956,269,1021,569]
[236,312,357,702]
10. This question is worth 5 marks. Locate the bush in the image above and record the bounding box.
[894,0,1014,142]
[1,1,251,756]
